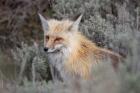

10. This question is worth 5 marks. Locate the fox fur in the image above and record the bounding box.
[39,14,122,81]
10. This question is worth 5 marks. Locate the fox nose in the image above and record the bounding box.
[44,47,48,52]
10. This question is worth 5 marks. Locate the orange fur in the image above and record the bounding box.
[64,32,122,79]
[39,15,122,80]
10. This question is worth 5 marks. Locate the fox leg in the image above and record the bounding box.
[49,64,63,82]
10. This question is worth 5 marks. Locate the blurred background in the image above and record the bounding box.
[0,0,140,93]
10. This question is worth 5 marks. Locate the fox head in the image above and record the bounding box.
[39,14,83,53]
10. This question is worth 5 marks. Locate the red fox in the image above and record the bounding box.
[39,14,122,81]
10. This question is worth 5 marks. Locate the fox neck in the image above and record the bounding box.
[68,32,96,59]
[64,32,98,79]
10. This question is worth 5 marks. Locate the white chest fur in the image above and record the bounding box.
[47,48,71,81]
[48,52,65,71]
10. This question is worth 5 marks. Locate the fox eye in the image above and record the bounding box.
[46,35,49,40]
[54,37,63,42]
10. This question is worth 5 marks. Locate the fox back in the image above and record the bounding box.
[39,14,122,81]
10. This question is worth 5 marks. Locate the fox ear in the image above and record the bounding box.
[38,13,49,33]
[69,14,83,31]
